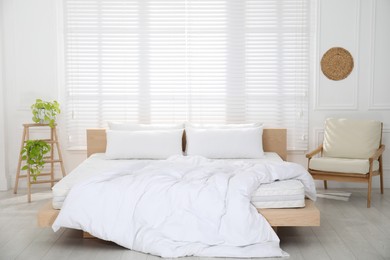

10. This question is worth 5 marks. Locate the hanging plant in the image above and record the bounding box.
[21,140,51,181]
[31,99,61,128]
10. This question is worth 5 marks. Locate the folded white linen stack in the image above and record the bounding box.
[53,155,316,258]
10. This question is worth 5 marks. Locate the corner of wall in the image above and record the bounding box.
[0,0,10,191]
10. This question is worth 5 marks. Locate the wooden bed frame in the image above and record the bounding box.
[38,128,319,230]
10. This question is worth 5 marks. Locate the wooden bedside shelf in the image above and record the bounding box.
[14,123,66,202]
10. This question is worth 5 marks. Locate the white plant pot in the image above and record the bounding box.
[37,109,48,124]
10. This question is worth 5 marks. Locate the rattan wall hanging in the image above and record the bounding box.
[321,47,354,81]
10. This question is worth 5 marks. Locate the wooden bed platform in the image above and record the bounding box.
[37,128,319,232]
[38,199,319,228]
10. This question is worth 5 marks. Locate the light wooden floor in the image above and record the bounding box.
[1,188,390,260]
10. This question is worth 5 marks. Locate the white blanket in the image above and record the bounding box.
[52,155,316,258]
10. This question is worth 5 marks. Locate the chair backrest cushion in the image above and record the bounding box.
[323,118,382,159]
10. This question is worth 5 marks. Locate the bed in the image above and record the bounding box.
[38,128,319,228]
[38,126,320,257]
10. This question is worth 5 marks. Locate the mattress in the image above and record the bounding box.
[52,152,305,209]
[251,180,305,208]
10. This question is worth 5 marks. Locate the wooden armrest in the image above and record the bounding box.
[306,144,323,159]
[369,145,385,163]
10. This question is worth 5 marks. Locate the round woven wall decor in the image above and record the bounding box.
[321,47,354,81]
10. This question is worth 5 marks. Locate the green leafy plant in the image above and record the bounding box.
[31,99,61,128]
[21,140,51,181]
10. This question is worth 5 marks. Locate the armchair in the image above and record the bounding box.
[306,118,385,208]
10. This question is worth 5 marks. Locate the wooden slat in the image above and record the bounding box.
[43,159,62,163]
[310,170,381,183]
[24,140,57,144]
[17,173,53,178]
[23,123,54,127]
[31,179,62,184]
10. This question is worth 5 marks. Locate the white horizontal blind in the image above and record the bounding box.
[244,0,310,150]
[64,0,311,150]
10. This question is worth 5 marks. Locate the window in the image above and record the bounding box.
[64,0,313,150]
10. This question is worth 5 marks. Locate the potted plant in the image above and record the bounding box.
[31,99,61,128]
[21,140,51,181]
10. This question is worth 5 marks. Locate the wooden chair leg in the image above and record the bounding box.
[367,177,372,208]
[379,157,384,194]
[324,180,328,190]
[380,172,384,194]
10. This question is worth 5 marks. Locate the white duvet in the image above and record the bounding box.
[52,155,316,258]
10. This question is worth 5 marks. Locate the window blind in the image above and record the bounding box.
[64,0,312,150]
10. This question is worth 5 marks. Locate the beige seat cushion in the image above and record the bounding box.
[309,157,380,175]
[323,118,381,159]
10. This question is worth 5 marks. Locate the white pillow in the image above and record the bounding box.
[185,127,264,159]
[105,130,183,159]
[108,122,184,131]
[185,122,263,129]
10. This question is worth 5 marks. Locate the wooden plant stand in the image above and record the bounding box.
[14,123,66,202]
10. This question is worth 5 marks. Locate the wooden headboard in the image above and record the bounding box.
[86,128,287,161]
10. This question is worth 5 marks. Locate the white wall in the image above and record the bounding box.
[1,0,389,190]
[0,0,9,191]
[1,0,83,190]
